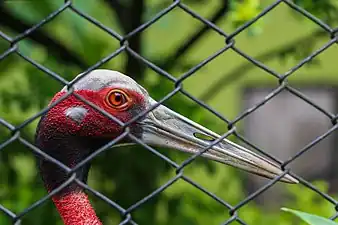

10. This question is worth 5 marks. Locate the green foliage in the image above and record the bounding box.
[0,0,338,225]
[282,208,337,225]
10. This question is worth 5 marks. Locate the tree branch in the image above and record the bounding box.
[199,29,327,102]
[103,0,145,81]
[123,0,145,80]
[0,6,88,69]
[103,0,126,31]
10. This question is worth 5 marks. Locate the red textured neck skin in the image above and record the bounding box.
[53,191,102,225]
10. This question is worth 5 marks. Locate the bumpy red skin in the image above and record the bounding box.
[38,88,145,225]
[53,192,102,225]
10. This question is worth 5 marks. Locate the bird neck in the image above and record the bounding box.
[35,117,110,225]
[53,190,102,225]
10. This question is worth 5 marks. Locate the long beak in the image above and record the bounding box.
[138,99,298,184]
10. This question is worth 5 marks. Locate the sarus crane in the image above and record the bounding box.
[35,69,298,225]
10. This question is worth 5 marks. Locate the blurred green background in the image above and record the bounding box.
[1,0,338,224]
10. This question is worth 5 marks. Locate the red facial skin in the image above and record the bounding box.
[36,87,146,225]
[42,87,144,139]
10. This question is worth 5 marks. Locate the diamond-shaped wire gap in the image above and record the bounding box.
[139,3,227,76]
[13,11,123,79]
[230,45,281,79]
[176,42,233,84]
[231,83,286,126]
[122,0,179,41]
[180,175,235,221]
[282,37,338,80]
[179,174,237,211]
[68,4,122,41]
[170,44,273,125]
[46,6,121,62]
[239,87,336,203]
[66,0,123,35]
[224,1,332,77]
[179,0,226,20]
[16,50,68,85]
[126,47,176,82]
[66,46,126,87]
[179,89,230,124]
[225,0,283,42]
[177,2,227,37]
[11,1,71,44]
[132,173,235,225]
[123,173,182,215]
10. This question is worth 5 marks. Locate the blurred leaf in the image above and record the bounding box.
[282,208,337,225]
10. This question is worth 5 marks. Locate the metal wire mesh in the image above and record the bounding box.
[1,0,338,224]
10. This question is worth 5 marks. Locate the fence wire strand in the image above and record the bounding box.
[0,0,338,224]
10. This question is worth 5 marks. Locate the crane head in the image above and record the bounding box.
[36,69,298,188]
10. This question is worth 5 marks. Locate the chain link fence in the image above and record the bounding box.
[1,0,338,224]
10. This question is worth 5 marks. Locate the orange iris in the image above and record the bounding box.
[106,89,131,110]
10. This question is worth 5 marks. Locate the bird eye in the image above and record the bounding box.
[106,89,130,110]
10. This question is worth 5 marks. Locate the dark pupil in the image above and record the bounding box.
[114,93,122,103]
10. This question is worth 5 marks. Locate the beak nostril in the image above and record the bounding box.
[193,132,215,142]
